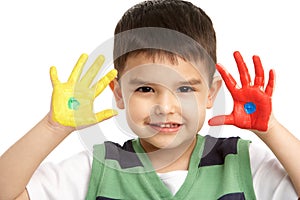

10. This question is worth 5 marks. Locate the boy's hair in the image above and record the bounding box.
[113,0,216,85]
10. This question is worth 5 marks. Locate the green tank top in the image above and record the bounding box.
[86,135,256,199]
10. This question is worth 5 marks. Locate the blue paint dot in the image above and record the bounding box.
[244,102,256,114]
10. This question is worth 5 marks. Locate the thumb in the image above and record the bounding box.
[95,109,118,123]
[208,115,233,126]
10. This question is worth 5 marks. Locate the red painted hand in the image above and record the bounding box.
[208,51,275,131]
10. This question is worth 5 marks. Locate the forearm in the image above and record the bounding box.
[254,119,300,196]
[0,114,73,200]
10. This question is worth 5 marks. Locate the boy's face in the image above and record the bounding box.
[113,54,221,151]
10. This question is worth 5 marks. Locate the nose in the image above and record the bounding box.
[153,89,179,115]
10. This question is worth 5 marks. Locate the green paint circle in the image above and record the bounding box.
[68,97,80,110]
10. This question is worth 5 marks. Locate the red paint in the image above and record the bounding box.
[209,51,275,131]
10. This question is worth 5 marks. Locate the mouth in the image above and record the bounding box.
[148,122,183,133]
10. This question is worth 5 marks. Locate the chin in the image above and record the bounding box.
[145,134,194,151]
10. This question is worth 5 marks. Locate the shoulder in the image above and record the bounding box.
[93,139,144,169]
[26,150,92,199]
[199,135,249,167]
[248,142,298,199]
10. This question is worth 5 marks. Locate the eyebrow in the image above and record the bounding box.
[128,78,149,85]
[178,79,202,85]
[128,78,202,86]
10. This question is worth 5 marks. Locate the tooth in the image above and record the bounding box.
[151,123,180,128]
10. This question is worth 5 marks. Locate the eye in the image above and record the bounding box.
[135,86,155,93]
[177,86,195,93]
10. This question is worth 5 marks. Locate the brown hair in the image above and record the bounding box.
[113,0,216,84]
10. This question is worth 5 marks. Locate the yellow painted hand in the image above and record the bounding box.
[50,54,118,127]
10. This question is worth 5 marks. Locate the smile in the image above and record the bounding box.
[148,122,182,133]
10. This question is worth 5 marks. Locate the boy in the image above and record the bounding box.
[0,0,299,199]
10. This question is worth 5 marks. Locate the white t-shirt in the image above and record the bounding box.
[26,143,298,200]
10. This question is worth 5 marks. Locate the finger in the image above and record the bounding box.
[80,55,105,87]
[68,54,88,84]
[95,109,118,123]
[216,64,237,93]
[208,114,234,126]
[93,69,118,97]
[234,51,251,87]
[265,69,275,96]
[253,55,265,88]
[50,66,61,86]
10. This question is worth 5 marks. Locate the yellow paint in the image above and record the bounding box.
[50,54,118,127]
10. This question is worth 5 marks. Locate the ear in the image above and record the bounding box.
[206,76,222,109]
[111,79,125,109]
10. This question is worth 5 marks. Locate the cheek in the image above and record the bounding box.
[180,93,208,114]
[126,95,151,123]
[179,93,208,128]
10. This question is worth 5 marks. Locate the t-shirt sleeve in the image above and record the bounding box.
[26,151,93,200]
[249,143,298,199]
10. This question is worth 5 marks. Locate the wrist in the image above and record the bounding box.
[44,113,75,136]
[251,113,278,135]
[252,119,281,145]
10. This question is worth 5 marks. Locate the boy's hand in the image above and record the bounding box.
[208,51,275,131]
[50,54,118,128]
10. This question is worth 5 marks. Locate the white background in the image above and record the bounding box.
[0,0,299,163]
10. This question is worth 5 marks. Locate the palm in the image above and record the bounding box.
[209,51,275,131]
[230,87,272,130]
[51,83,96,127]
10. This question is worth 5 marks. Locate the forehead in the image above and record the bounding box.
[120,54,210,86]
